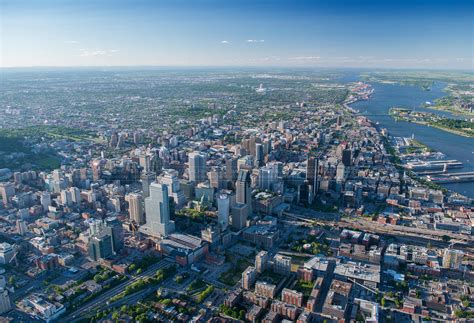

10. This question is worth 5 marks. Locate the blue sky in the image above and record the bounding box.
[1,0,473,69]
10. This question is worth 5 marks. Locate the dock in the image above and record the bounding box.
[405,159,463,171]
[426,172,474,184]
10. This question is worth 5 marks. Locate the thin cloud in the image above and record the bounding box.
[290,56,459,67]
[248,56,281,63]
[247,39,265,43]
[221,40,230,44]
[64,40,79,44]
[289,56,321,61]
[79,49,119,57]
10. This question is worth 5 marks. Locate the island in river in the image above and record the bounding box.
[389,108,474,138]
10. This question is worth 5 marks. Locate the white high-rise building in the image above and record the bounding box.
[273,254,292,275]
[69,187,81,204]
[0,182,15,206]
[217,194,230,230]
[0,288,11,314]
[60,190,73,206]
[88,218,104,236]
[52,169,62,181]
[139,154,151,173]
[158,169,186,208]
[140,172,156,199]
[242,266,256,290]
[84,190,96,203]
[442,249,464,269]
[109,197,121,212]
[336,163,346,181]
[236,170,252,217]
[40,192,51,211]
[208,168,223,189]
[16,219,28,235]
[188,152,207,183]
[255,250,269,273]
[128,193,144,224]
[0,243,15,265]
[142,183,175,237]
[238,155,254,170]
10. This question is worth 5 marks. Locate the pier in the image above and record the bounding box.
[426,172,474,184]
[405,159,463,171]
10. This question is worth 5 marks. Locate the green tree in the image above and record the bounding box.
[239,309,246,320]
[111,311,120,320]
[394,298,402,309]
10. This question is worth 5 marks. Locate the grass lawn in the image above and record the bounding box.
[294,280,314,297]
[259,271,285,285]
[187,278,206,292]
[218,258,253,286]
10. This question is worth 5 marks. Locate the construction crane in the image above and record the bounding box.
[131,220,140,241]
[8,250,19,267]
[448,239,467,250]
[347,277,378,295]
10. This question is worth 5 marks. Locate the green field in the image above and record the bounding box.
[218,258,253,286]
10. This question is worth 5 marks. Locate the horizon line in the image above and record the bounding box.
[1,65,473,72]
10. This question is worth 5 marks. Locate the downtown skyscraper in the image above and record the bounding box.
[188,152,207,183]
[236,169,252,216]
[142,182,175,237]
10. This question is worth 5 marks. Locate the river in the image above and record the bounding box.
[350,81,474,198]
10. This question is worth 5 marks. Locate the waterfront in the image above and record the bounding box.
[351,81,474,198]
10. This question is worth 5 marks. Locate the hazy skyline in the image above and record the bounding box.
[1,0,473,69]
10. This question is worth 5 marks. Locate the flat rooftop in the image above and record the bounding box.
[334,261,380,284]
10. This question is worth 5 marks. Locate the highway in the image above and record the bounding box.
[340,218,472,248]
[65,258,172,322]
[283,210,473,253]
